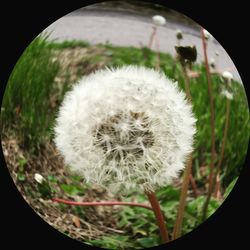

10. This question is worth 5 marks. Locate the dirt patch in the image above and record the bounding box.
[53,46,110,85]
[1,132,123,242]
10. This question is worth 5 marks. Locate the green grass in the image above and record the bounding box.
[47,39,90,49]
[1,34,60,149]
[1,38,249,249]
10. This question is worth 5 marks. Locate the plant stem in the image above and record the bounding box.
[189,173,198,198]
[148,26,157,49]
[201,27,216,220]
[214,98,231,199]
[180,62,192,101]
[52,197,153,210]
[146,191,169,243]
[155,32,161,70]
[173,156,193,239]
[172,61,196,239]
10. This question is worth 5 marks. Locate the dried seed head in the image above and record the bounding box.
[210,58,216,69]
[176,29,183,40]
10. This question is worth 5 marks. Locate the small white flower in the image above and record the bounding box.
[152,15,166,26]
[54,66,196,193]
[222,71,233,81]
[203,29,213,40]
[221,89,233,100]
[176,29,183,40]
[34,173,45,184]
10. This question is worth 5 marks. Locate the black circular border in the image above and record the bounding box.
[1,1,249,249]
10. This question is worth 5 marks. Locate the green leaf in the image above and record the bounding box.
[38,182,52,199]
[47,175,57,183]
[223,177,238,199]
[60,184,85,195]
[17,173,26,182]
[136,237,159,248]
[18,157,27,172]
[156,186,180,201]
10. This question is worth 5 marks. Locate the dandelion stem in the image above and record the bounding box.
[173,156,193,239]
[180,62,192,101]
[146,191,169,243]
[189,173,198,198]
[214,98,231,199]
[155,32,161,70]
[173,61,196,239]
[148,26,157,49]
[52,197,153,210]
[201,27,217,220]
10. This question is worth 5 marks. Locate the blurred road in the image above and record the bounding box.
[45,8,241,81]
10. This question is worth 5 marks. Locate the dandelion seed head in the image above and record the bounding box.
[222,71,233,81]
[221,89,233,100]
[152,15,166,26]
[203,29,213,40]
[54,66,196,193]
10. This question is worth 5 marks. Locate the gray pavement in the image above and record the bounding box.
[45,9,242,82]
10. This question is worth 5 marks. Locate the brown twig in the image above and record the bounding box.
[200,27,217,221]
[52,197,153,210]
[146,191,169,243]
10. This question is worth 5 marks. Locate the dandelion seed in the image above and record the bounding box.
[152,15,166,26]
[54,66,196,193]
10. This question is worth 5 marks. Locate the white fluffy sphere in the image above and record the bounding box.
[203,29,213,40]
[54,66,196,193]
[152,15,166,26]
[222,71,233,81]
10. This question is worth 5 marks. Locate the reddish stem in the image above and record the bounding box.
[201,27,217,220]
[201,27,216,187]
[189,174,198,198]
[155,32,161,70]
[52,197,152,210]
[146,191,169,243]
[148,26,157,49]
